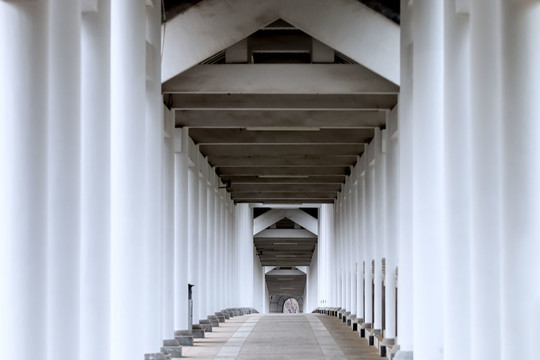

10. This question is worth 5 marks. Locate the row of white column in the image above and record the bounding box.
[0,0,173,357]
[174,127,237,326]
[397,1,540,359]
[328,2,540,359]
[330,107,399,341]
[0,1,238,359]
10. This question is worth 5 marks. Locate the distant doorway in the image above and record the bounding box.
[283,298,300,313]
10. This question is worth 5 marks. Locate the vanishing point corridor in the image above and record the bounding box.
[181,313,380,360]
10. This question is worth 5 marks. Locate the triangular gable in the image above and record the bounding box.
[161,0,399,84]
[253,209,318,236]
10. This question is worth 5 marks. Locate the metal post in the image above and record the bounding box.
[188,284,194,333]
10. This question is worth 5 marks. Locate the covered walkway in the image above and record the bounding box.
[182,313,380,360]
[2,1,540,360]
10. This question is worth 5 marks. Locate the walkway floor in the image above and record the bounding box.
[180,313,381,359]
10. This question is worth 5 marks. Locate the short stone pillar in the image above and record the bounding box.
[174,330,194,346]
[162,339,182,358]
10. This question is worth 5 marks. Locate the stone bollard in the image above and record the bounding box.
[174,330,194,346]
[199,319,213,332]
[161,339,182,358]
[220,309,231,319]
[215,312,226,323]
[191,324,205,338]
[207,315,220,327]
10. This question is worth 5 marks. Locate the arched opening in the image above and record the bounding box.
[283,298,300,314]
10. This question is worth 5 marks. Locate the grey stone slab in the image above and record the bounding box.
[174,334,193,346]
[162,339,179,346]
[161,346,182,358]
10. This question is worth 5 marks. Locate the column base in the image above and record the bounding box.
[192,324,206,338]
[199,319,213,332]
[162,339,182,358]
[174,330,194,346]
[161,345,182,358]
[365,328,381,346]
[214,312,226,322]
[207,315,220,327]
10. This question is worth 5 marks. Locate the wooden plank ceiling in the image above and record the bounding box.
[162,20,399,205]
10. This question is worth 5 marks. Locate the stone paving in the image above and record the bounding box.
[180,313,381,359]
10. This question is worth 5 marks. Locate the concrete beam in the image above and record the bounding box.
[283,209,319,235]
[168,94,398,110]
[233,192,335,199]
[218,166,350,176]
[231,183,340,193]
[163,64,398,94]
[208,155,357,167]
[176,109,386,128]
[280,0,400,84]
[220,175,346,184]
[189,128,374,145]
[238,199,333,204]
[161,0,278,82]
[255,228,316,238]
[200,144,364,156]
[253,208,318,235]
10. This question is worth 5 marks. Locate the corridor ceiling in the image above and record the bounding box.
[161,0,400,205]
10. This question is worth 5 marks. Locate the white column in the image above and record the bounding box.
[501,3,540,359]
[364,153,375,328]
[350,183,358,318]
[198,156,208,319]
[470,1,502,359]
[236,203,253,306]
[161,108,174,338]
[80,1,111,359]
[344,189,351,314]
[339,197,346,310]
[411,2,444,359]
[218,189,226,309]
[188,160,200,323]
[356,162,366,322]
[396,0,414,356]
[174,129,189,330]
[384,113,399,343]
[322,204,334,307]
[110,0,147,358]
[206,172,215,312]
[0,3,48,359]
[144,0,163,350]
[47,1,82,359]
[374,129,386,333]
[443,2,471,359]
